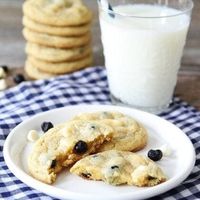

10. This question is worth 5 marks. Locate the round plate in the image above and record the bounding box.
[3,105,195,200]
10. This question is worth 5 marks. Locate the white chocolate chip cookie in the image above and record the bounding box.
[28,121,113,184]
[73,111,148,152]
[70,150,167,187]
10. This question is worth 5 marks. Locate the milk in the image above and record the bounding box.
[99,4,190,112]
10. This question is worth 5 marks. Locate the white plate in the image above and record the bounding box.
[3,105,195,200]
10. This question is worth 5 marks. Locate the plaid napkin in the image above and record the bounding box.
[0,67,199,200]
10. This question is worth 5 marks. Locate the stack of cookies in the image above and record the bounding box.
[22,0,93,79]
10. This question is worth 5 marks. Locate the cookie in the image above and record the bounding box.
[28,54,93,74]
[73,111,148,152]
[23,28,91,48]
[23,0,92,26]
[26,42,92,63]
[23,16,91,36]
[70,150,167,187]
[25,60,55,80]
[28,120,113,184]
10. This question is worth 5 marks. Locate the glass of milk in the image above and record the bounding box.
[98,0,193,113]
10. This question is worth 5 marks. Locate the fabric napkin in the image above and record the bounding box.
[0,66,199,200]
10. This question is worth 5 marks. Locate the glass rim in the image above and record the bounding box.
[98,0,194,19]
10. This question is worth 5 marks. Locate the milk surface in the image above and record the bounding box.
[100,4,190,110]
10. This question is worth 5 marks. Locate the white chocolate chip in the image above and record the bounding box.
[38,153,51,167]
[79,123,96,137]
[46,160,52,167]
[131,165,148,182]
[89,155,103,165]
[135,165,147,172]
[27,130,39,142]
[0,68,6,79]
[0,79,7,91]
[102,167,114,178]
[159,144,172,156]
[58,138,70,151]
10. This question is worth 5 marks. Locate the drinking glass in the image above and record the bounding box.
[98,0,193,113]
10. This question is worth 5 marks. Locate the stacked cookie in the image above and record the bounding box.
[22,0,93,79]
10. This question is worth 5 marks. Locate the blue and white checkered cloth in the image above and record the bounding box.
[0,66,200,200]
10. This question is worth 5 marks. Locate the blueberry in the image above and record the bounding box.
[81,172,91,179]
[111,165,119,169]
[50,159,56,168]
[41,121,54,132]
[1,65,9,73]
[13,74,25,84]
[90,125,96,129]
[73,140,88,154]
[147,149,163,161]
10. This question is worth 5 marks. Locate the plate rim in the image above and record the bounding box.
[3,104,196,200]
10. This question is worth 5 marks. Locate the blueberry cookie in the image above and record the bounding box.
[70,150,167,187]
[73,111,148,152]
[23,0,92,26]
[28,121,113,184]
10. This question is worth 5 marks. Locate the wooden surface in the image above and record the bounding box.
[0,0,200,110]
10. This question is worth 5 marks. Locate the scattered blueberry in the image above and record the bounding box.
[41,121,54,132]
[1,65,9,73]
[111,165,119,169]
[148,149,163,161]
[73,140,88,154]
[81,172,91,179]
[50,159,56,168]
[13,74,25,84]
